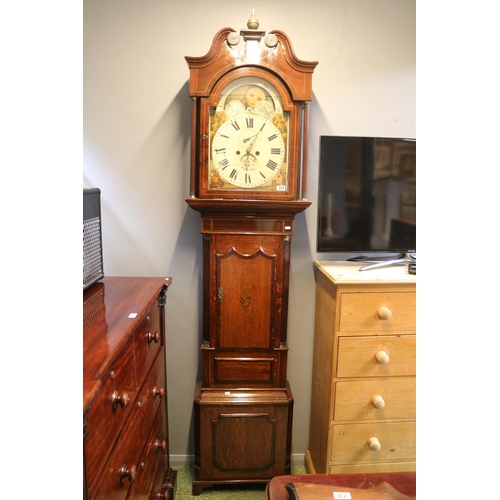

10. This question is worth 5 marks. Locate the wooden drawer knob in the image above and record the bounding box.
[377,306,392,320]
[147,331,160,344]
[111,390,130,409]
[375,350,390,365]
[119,464,136,483]
[371,395,385,409]
[154,439,167,453]
[153,386,165,400]
[368,437,381,451]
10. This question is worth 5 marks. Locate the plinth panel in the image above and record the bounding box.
[213,412,275,470]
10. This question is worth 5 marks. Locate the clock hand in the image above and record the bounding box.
[243,134,257,143]
[241,119,266,168]
[245,131,260,154]
[244,121,266,149]
[246,138,257,154]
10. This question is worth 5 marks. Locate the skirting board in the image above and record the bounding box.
[170,454,305,468]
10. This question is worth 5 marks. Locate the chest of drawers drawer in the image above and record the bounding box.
[334,379,416,421]
[339,291,415,334]
[134,298,162,386]
[337,335,416,378]
[330,421,416,464]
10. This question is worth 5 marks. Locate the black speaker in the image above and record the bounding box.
[83,188,104,291]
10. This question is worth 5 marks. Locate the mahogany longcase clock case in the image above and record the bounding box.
[185,14,317,495]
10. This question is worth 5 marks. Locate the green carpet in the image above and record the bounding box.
[174,465,306,499]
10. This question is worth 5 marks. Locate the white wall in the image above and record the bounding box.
[83,0,415,464]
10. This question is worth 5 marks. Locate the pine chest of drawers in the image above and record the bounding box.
[306,261,416,475]
[83,277,177,500]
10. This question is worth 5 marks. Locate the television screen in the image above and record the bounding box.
[317,136,416,254]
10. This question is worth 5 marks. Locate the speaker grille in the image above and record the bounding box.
[83,216,104,289]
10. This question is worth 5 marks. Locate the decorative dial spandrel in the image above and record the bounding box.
[208,76,290,192]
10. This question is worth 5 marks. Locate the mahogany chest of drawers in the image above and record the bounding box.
[306,262,416,475]
[83,277,176,500]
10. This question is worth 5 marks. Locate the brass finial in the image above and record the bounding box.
[247,8,259,29]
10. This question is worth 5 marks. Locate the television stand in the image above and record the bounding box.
[348,252,416,272]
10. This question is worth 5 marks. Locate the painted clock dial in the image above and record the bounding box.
[208,76,290,192]
[211,113,285,188]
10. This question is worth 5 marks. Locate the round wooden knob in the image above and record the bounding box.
[371,395,385,409]
[375,351,390,365]
[368,437,381,451]
[154,439,167,453]
[153,386,165,400]
[111,390,130,408]
[119,464,136,483]
[147,331,160,344]
[377,306,392,320]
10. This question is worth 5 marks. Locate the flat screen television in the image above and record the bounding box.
[317,135,416,269]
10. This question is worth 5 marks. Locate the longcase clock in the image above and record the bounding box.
[185,13,317,495]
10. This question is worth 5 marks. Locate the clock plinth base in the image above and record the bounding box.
[192,380,293,495]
